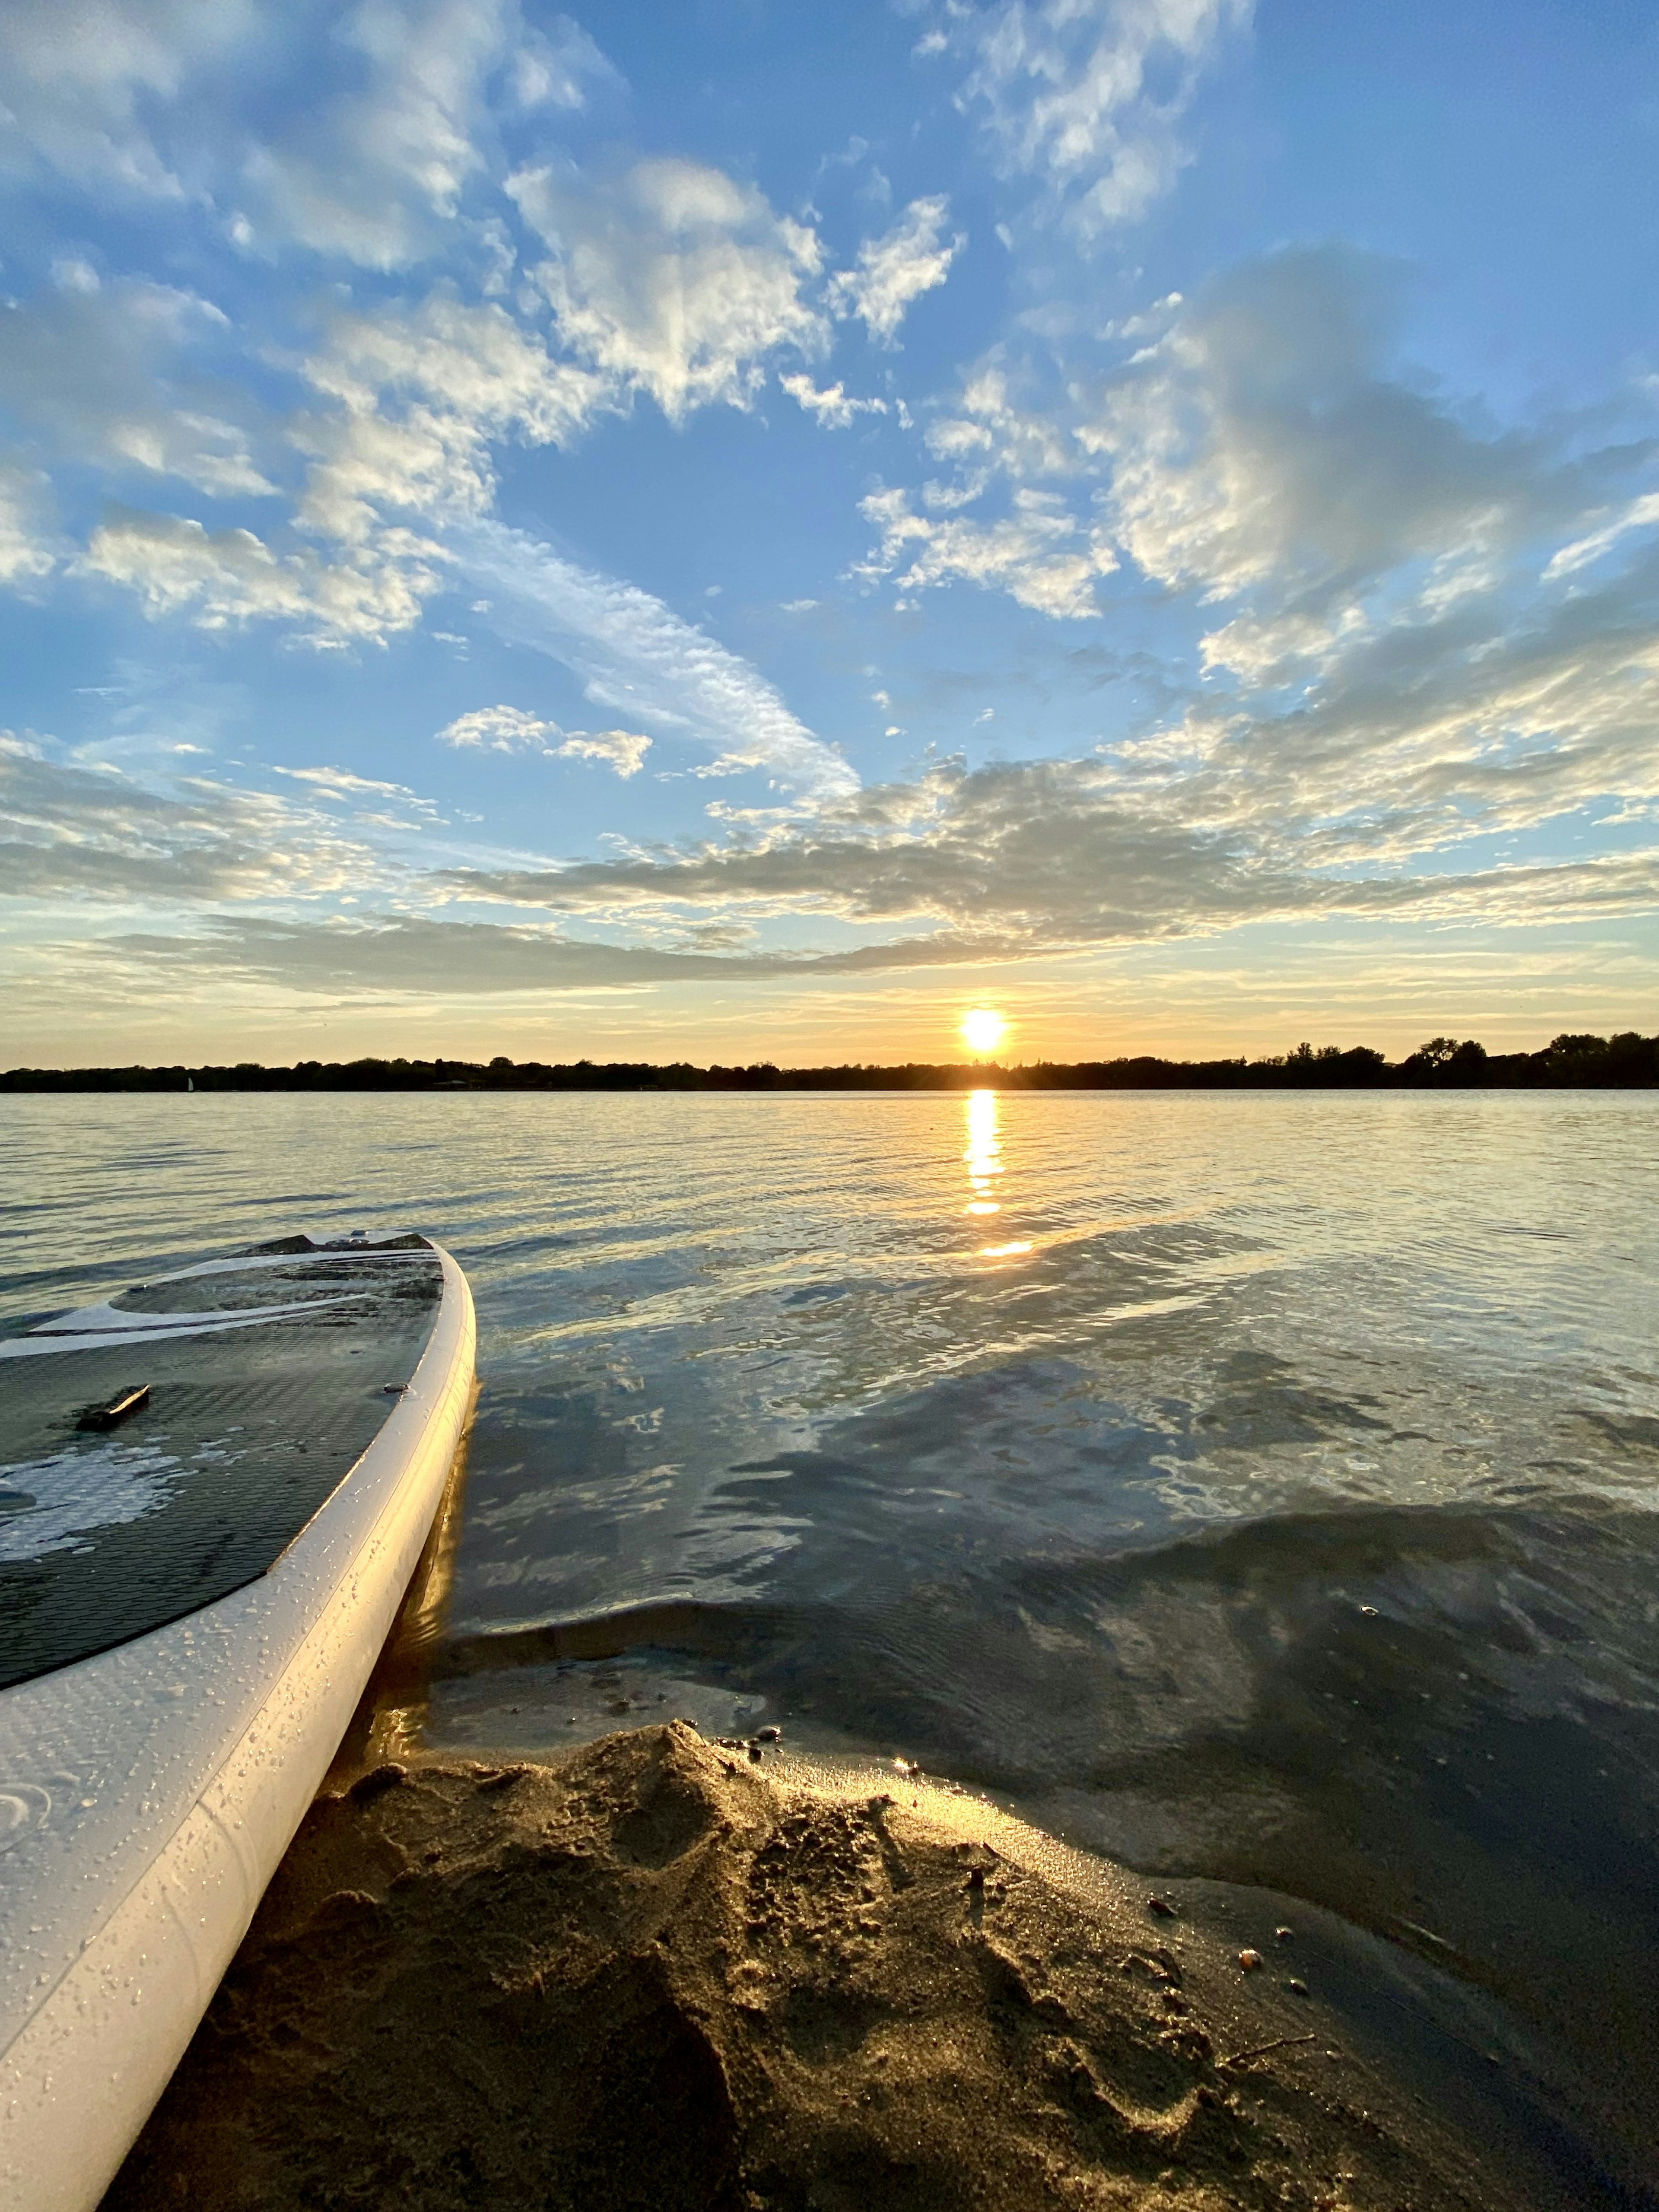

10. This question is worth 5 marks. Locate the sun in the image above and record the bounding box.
[960,1007,1007,1056]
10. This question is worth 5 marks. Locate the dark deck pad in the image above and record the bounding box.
[0,1237,443,1689]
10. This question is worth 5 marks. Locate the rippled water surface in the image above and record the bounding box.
[6,1088,1659,2175]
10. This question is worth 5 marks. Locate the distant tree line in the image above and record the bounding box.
[2,1033,1656,1093]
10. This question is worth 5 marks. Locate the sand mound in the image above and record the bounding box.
[108,1724,1523,2212]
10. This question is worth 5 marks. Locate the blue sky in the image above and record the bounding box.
[3,0,1657,1065]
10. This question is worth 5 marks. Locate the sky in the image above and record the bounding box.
[2,0,1657,1068]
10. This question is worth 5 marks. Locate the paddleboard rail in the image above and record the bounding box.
[0,1238,476,2212]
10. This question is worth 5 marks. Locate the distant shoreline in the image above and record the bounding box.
[4,1031,1656,1092]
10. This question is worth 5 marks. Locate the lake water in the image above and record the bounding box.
[6,1088,1659,2185]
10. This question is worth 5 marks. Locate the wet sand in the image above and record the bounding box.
[105,1721,1618,2212]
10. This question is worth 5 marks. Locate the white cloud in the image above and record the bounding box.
[457,519,858,799]
[435,702,650,775]
[824,242,1659,912]
[278,765,424,802]
[920,362,1076,505]
[437,703,552,747]
[780,373,887,429]
[79,507,442,646]
[240,0,602,269]
[506,15,621,112]
[827,195,962,344]
[511,156,825,421]
[0,0,256,198]
[0,47,842,681]
[948,0,1251,238]
[0,277,273,498]
[51,229,849,692]
[292,290,611,562]
[1082,249,1559,612]
[304,290,607,445]
[0,0,619,263]
[0,460,57,585]
[861,248,1635,652]
[292,402,498,549]
[69,288,610,649]
[1544,492,1659,582]
[559,728,651,776]
[858,483,1117,617]
[50,257,102,295]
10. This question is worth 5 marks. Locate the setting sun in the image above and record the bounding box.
[960,1007,1007,1056]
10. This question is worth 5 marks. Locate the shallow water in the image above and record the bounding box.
[6,1088,1659,2179]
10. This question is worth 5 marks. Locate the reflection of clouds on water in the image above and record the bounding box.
[715,1354,1190,1586]
[0,1442,180,1560]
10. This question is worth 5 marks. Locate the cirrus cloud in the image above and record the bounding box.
[456,520,858,801]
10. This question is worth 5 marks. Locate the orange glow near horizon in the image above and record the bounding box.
[960,1007,1007,1056]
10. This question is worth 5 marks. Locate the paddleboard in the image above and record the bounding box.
[0,1230,476,2212]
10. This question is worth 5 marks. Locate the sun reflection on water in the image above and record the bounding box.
[963,1088,1001,1217]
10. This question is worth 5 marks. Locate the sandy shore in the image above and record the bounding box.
[107,1722,1579,2212]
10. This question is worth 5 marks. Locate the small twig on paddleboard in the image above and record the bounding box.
[1218,2031,1317,2070]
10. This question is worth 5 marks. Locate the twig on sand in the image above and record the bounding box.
[1219,2032,1318,2070]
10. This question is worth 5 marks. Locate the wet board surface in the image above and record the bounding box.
[0,1234,445,1689]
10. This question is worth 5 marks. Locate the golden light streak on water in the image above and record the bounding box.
[964,1087,1002,1216]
